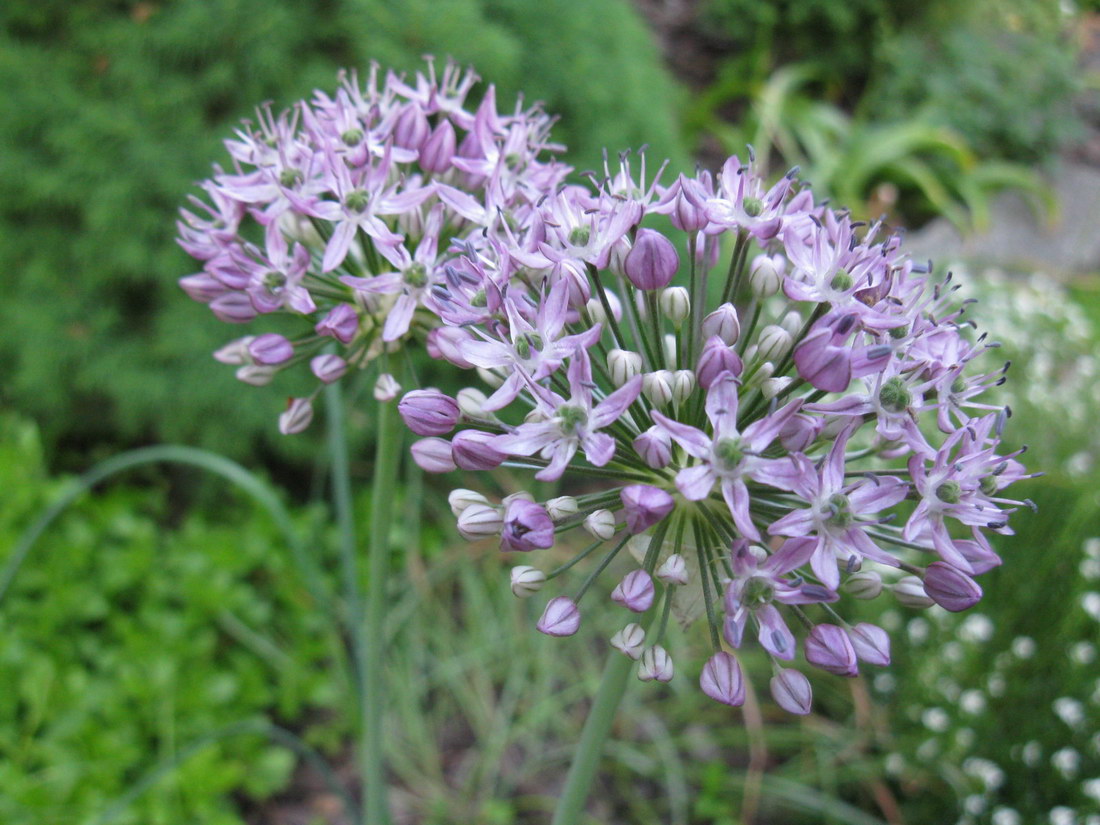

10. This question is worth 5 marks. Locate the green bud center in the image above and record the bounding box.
[404,262,427,288]
[341,128,364,146]
[826,493,854,529]
[936,480,962,504]
[951,377,966,394]
[888,324,908,340]
[568,225,591,247]
[470,289,487,308]
[830,270,853,291]
[980,475,998,496]
[742,576,774,607]
[879,376,911,413]
[714,438,744,471]
[279,168,303,188]
[515,333,543,360]
[557,404,588,435]
[263,271,286,292]
[742,196,764,217]
[345,189,370,213]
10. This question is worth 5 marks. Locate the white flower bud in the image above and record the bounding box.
[671,370,695,404]
[756,325,792,362]
[608,349,643,387]
[643,370,675,407]
[585,298,607,324]
[457,387,494,420]
[663,334,678,365]
[546,496,579,522]
[702,303,740,345]
[510,565,547,598]
[844,570,884,600]
[749,254,783,298]
[610,623,646,659]
[477,366,504,389]
[236,364,277,386]
[637,645,674,682]
[502,491,536,506]
[780,310,803,337]
[456,503,503,540]
[214,336,254,365]
[656,553,689,585]
[448,488,490,517]
[761,376,792,400]
[373,373,401,402]
[893,575,935,609]
[278,397,314,435]
[659,287,691,327]
[584,509,616,541]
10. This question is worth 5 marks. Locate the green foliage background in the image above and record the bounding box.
[0,0,687,469]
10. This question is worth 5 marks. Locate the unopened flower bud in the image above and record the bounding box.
[546,496,579,522]
[236,364,277,386]
[805,624,859,677]
[502,491,536,506]
[643,370,675,407]
[923,562,983,612]
[843,570,883,600]
[399,389,460,436]
[456,387,494,420]
[584,509,616,541]
[659,287,691,326]
[451,429,507,471]
[700,651,745,706]
[448,488,489,517]
[211,292,258,323]
[656,554,689,585]
[315,303,359,344]
[620,485,675,534]
[634,426,672,469]
[510,566,546,598]
[611,569,655,612]
[749,254,783,298]
[770,667,812,715]
[420,120,457,173]
[311,354,348,385]
[410,437,456,473]
[249,333,294,365]
[537,596,581,637]
[893,575,935,608]
[702,303,741,345]
[610,623,646,659]
[393,102,430,151]
[278,397,314,435]
[761,376,792,400]
[696,336,744,389]
[780,413,822,452]
[477,366,504,389]
[638,645,674,682]
[756,325,793,362]
[780,310,803,337]
[670,370,695,404]
[625,228,679,290]
[585,291,622,325]
[427,327,477,368]
[849,622,891,666]
[456,502,502,540]
[214,336,253,365]
[608,349,643,387]
[501,499,555,552]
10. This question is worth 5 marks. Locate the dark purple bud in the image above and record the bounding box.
[624,228,679,291]
[537,596,581,637]
[633,426,672,469]
[398,389,460,436]
[611,569,655,613]
[770,668,812,715]
[619,485,675,534]
[451,429,507,471]
[700,651,745,707]
[849,622,891,666]
[315,303,359,344]
[804,624,859,677]
[410,437,456,474]
[249,333,294,365]
[696,336,744,389]
[923,562,983,612]
[420,120,457,173]
[500,499,555,553]
[310,354,348,384]
[393,103,430,151]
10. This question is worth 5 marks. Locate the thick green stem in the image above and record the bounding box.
[366,395,403,825]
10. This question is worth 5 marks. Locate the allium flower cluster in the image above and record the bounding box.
[177,60,568,431]
[400,152,1033,714]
